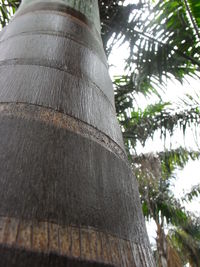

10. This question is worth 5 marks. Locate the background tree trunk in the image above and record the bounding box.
[0,0,154,265]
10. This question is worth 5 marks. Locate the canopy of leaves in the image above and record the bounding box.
[111,0,200,94]
[109,0,200,152]
[105,0,200,150]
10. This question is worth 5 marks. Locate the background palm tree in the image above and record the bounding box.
[134,148,200,266]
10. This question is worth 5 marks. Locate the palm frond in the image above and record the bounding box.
[112,0,200,95]
[182,184,200,202]
[121,102,200,148]
[185,0,200,37]
[0,0,20,28]
[159,147,200,177]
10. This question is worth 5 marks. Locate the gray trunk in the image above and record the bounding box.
[0,0,154,266]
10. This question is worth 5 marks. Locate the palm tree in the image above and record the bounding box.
[134,148,200,266]
[1,0,200,266]
[169,215,200,267]
[0,0,154,266]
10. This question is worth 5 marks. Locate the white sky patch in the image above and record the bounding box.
[109,41,130,77]
[124,0,141,5]
[172,159,200,215]
[146,219,157,248]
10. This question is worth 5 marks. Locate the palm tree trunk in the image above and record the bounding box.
[156,220,168,267]
[0,0,154,266]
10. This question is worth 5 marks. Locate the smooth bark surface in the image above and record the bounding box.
[20,0,101,33]
[0,0,154,266]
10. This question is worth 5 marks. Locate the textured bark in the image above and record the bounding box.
[156,222,168,267]
[0,0,154,266]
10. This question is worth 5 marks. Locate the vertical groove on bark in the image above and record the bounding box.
[0,1,154,266]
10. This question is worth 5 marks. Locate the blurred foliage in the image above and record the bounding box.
[183,183,200,202]
[120,101,200,150]
[0,0,20,27]
[133,148,200,265]
[168,215,200,267]
[109,0,200,106]
[133,147,200,224]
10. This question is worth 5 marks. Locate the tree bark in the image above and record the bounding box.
[156,221,168,267]
[0,0,154,266]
